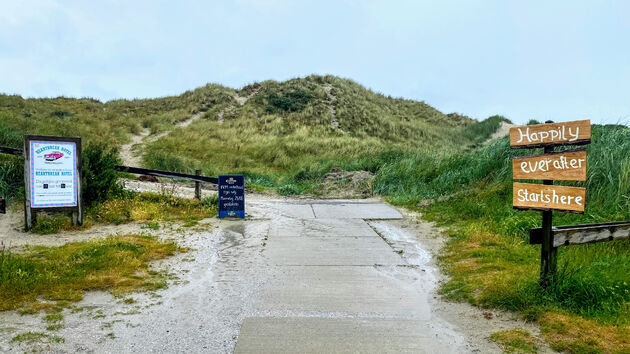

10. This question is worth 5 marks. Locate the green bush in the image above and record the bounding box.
[81,143,123,206]
[0,156,23,202]
[278,184,304,196]
[265,91,312,113]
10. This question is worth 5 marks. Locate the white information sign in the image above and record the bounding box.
[29,140,78,207]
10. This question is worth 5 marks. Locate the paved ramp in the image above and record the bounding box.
[235,200,467,353]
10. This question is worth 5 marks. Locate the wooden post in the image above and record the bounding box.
[540,123,557,288]
[195,169,201,200]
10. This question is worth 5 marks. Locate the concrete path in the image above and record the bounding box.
[234,199,468,353]
[0,198,484,353]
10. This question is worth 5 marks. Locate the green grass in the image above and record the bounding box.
[0,234,180,311]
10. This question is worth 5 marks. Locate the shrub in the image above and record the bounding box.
[265,90,312,113]
[81,143,123,206]
[0,156,23,202]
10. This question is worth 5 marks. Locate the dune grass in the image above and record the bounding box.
[0,234,180,312]
[142,76,498,193]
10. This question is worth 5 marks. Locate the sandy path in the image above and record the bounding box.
[487,120,514,144]
[118,111,205,167]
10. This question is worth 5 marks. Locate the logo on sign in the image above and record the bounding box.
[44,151,64,161]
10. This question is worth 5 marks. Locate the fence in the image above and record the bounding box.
[1,146,218,204]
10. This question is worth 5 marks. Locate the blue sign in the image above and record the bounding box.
[218,175,245,218]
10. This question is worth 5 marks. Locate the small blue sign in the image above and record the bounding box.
[218,174,245,218]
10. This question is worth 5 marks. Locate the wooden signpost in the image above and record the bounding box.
[510,120,591,287]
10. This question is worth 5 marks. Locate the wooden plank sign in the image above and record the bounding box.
[510,120,591,149]
[512,149,587,181]
[513,182,586,213]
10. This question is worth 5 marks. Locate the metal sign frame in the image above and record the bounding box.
[218,174,245,218]
[23,135,82,230]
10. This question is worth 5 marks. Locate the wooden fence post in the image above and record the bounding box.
[540,125,558,288]
[195,169,201,200]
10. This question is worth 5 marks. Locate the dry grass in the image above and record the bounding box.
[489,329,539,353]
[540,313,630,354]
[96,192,217,225]
[0,234,181,312]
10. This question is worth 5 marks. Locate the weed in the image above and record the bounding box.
[143,221,160,230]
[44,313,63,323]
[46,324,64,331]
[11,331,64,344]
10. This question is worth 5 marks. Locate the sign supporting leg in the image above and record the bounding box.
[540,145,557,288]
[195,169,201,200]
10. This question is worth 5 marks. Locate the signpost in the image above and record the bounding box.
[510,120,591,287]
[218,174,245,218]
[23,135,82,230]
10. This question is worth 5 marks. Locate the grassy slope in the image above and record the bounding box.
[142,75,498,186]
[1,75,493,198]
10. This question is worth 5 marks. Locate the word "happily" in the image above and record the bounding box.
[516,125,580,144]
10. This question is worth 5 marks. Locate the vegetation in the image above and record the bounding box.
[28,191,218,234]
[142,75,478,180]
[95,191,217,225]
[0,234,180,311]
[489,329,538,353]
[82,142,124,206]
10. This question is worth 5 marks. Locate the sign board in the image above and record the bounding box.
[23,135,82,229]
[513,182,585,213]
[218,174,245,218]
[509,120,591,149]
[512,149,587,181]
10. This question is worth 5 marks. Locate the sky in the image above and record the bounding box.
[1,0,629,125]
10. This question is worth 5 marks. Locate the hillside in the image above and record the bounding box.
[1,75,502,196]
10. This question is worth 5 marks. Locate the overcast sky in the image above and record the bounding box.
[1,0,628,125]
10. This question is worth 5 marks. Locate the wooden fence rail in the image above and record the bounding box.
[114,165,218,184]
[0,146,23,156]
[530,221,630,247]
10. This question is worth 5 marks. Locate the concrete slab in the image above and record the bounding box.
[259,266,429,317]
[268,218,378,237]
[234,317,465,354]
[312,203,403,219]
[248,201,315,219]
[264,236,405,266]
